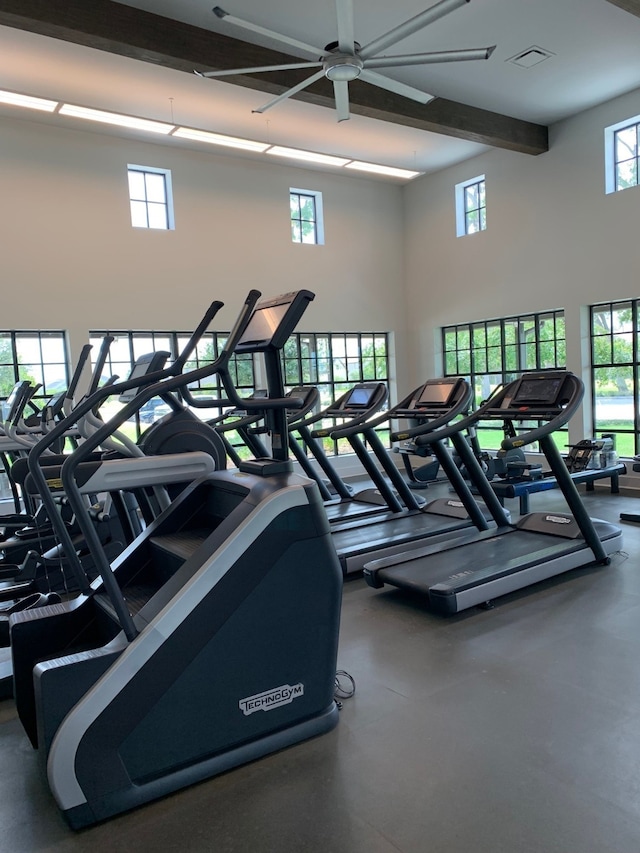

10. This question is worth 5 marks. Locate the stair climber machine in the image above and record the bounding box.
[364,370,623,613]
[320,377,505,575]
[9,289,343,829]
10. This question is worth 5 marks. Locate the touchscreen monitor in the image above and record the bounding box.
[513,376,563,405]
[416,382,455,407]
[345,386,375,408]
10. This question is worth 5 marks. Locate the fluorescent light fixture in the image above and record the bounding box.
[172,127,269,152]
[0,90,58,112]
[0,87,422,181]
[345,161,422,180]
[266,145,350,167]
[59,104,174,134]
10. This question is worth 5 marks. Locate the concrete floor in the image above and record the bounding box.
[1,484,640,852]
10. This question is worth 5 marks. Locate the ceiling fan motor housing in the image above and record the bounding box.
[323,52,364,82]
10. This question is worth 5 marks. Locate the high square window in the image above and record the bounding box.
[290,189,324,245]
[127,165,175,230]
[455,175,486,237]
[604,115,640,194]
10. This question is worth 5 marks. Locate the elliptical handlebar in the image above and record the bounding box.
[172,300,225,375]
[63,343,93,408]
[24,297,232,598]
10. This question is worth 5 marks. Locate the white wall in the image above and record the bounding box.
[403,83,640,449]
[0,113,408,393]
[5,84,640,457]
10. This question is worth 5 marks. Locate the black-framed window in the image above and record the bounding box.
[89,330,255,446]
[605,117,640,193]
[283,332,389,455]
[443,311,566,449]
[289,189,324,244]
[0,330,68,405]
[591,300,637,457]
[455,175,486,236]
[127,165,174,230]
[90,328,389,459]
[0,330,69,502]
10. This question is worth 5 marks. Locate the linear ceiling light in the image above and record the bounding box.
[345,161,422,180]
[0,90,58,112]
[59,104,174,134]
[173,127,269,152]
[266,145,350,167]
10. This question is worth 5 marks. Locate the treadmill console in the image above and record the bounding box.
[345,386,377,408]
[414,380,457,409]
[395,378,464,419]
[511,375,564,406]
[496,372,569,418]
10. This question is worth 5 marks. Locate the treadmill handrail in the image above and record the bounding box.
[334,378,472,441]
[307,383,388,438]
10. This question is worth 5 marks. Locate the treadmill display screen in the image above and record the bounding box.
[416,382,455,407]
[346,386,375,408]
[238,302,290,346]
[513,376,563,405]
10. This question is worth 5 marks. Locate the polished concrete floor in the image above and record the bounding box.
[1,484,640,852]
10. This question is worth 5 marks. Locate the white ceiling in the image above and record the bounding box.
[2,0,640,178]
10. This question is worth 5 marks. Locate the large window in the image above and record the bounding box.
[283,332,389,455]
[0,330,68,405]
[455,175,486,237]
[127,165,175,230]
[443,311,566,448]
[605,115,640,194]
[591,300,638,457]
[89,329,255,444]
[0,330,68,502]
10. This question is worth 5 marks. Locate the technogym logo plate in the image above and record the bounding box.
[239,683,304,716]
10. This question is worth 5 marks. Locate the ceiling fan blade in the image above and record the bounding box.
[213,6,325,57]
[195,61,323,79]
[335,0,356,54]
[363,46,495,69]
[333,80,350,121]
[359,70,435,104]
[359,0,470,60]
[251,69,327,114]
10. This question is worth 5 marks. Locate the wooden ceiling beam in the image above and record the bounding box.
[605,0,640,18]
[0,0,548,155]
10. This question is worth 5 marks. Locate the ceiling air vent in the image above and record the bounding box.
[507,46,554,68]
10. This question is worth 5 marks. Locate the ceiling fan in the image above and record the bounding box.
[195,0,495,122]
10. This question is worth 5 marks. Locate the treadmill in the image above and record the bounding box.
[364,370,623,613]
[322,377,505,575]
[289,381,393,520]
